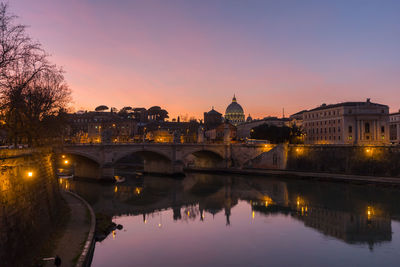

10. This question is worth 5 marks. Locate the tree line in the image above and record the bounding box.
[0,3,70,146]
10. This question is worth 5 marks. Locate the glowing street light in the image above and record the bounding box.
[27,171,33,178]
[64,160,69,164]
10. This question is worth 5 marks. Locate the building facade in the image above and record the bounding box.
[65,111,137,143]
[389,111,400,145]
[225,95,245,126]
[303,99,389,145]
[204,108,223,130]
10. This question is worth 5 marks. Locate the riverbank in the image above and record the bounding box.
[185,167,400,186]
[43,191,95,267]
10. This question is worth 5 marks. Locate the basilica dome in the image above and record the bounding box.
[225,95,245,126]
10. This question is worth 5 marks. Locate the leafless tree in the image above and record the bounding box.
[0,3,71,146]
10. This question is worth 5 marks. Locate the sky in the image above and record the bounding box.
[11,0,400,120]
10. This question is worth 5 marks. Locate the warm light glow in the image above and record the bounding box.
[62,155,66,159]
[134,187,142,195]
[27,171,33,177]
[158,223,162,228]
[252,211,255,219]
[295,147,304,155]
[365,147,374,156]
[114,186,118,193]
[64,160,69,164]
[367,206,374,219]
[112,230,116,240]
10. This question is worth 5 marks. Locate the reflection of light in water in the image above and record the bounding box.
[134,187,142,195]
[114,186,118,193]
[112,230,116,240]
[252,211,255,219]
[367,206,374,220]
[158,212,162,228]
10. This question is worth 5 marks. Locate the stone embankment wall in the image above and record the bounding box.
[0,149,61,265]
[286,145,400,177]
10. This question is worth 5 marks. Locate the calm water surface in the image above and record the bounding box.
[63,173,400,267]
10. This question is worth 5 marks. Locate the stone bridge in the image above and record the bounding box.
[60,143,287,180]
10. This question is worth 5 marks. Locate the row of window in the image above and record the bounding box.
[305,119,341,127]
[304,109,341,119]
[308,127,341,135]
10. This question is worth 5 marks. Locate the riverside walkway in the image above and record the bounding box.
[45,191,95,267]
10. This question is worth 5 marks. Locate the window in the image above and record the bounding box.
[381,126,385,133]
[348,126,352,133]
[365,123,370,134]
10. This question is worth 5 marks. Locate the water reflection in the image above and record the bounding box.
[60,173,400,266]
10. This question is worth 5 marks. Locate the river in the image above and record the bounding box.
[61,172,400,267]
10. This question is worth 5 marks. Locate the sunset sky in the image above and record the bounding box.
[12,0,400,120]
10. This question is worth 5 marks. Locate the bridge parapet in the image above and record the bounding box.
[61,143,285,179]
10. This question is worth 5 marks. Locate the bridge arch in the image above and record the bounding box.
[114,149,172,164]
[59,151,102,179]
[183,149,226,169]
[114,149,178,175]
[60,151,101,166]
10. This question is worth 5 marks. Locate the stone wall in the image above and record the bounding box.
[286,145,400,177]
[0,149,61,265]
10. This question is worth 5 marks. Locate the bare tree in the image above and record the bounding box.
[0,3,71,146]
[0,3,41,76]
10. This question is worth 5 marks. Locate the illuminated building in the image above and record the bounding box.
[389,111,400,145]
[301,99,389,145]
[204,121,237,142]
[142,121,200,143]
[224,95,245,126]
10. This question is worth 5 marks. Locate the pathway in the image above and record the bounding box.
[45,191,91,267]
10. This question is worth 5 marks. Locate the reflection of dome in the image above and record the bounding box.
[225,95,245,126]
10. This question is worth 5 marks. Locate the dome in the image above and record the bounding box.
[246,114,253,122]
[225,95,245,126]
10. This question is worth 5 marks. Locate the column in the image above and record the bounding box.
[397,123,400,143]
